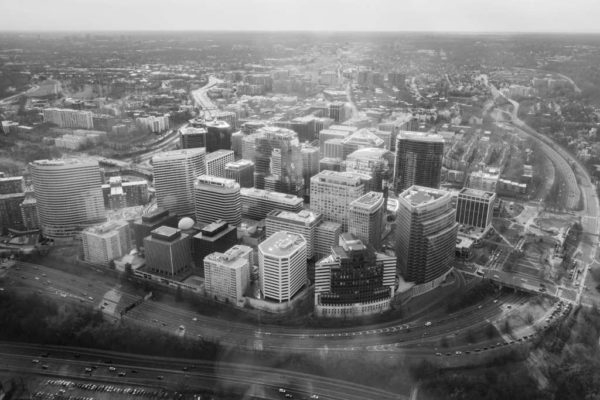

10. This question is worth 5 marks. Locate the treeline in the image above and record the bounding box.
[0,290,220,360]
[445,281,496,313]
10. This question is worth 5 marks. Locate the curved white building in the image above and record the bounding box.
[152,149,206,217]
[30,159,105,238]
[258,231,307,303]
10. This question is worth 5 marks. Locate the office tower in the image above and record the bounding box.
[214,110,238,130]
[319,129,351,154]
[43,108,93,129]
[225,159,255,188]
[345,148,394,192]
[290,116,317,141]
[341,129,386,159]
[329,102,347,123]
[144,226,191,276]
[266,209,323,259]
[240,188,304,220]
[241,120,265,134]
[206,150,235,178]
[204,245,253,304]
[314,221,342,260]
[152,149,206,216]
[348,191,385,250]
[193,175,241,226]
[205,119,232,152]
[231,131,245,158]
[81,220,131,266]
[30,159,105,239]
[394,131,444,194]
[135,115,170,133]
[258,231,307,302]
[192,220,238,274]
[0,176,25,231]
[133,208,179,250]
[314,234,396,318]
[456,188,496,229]
[244,126,304,196]
[101,179,149,209]
[180,126,207,149]
[395,186,458,290]
[0,176,24,194]
[300,143,319,198]
[310,171,366,230]
[319,157,343,172]
[324,138,345,159]
[20,191,39,230]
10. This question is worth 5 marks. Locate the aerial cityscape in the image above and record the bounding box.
[1,1,600,399]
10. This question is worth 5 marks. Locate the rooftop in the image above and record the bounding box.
[401,185,448,206]
[150,226,182,242]
[459,187,496,199]
[312,170,369,186]
[259,230,306,257]
[206,150,234,162]
[31,158,97,167]
[267,209,321,224]
[398,130,444,143]
[205,119,231,129]
[153,148,205,161]
[226,159,255,168]
[195,175,239,189]
[240,188,303,205]
[316,220,342,233]
[347,147,391,160]
[350,191,384,210]
[84,220,128,236]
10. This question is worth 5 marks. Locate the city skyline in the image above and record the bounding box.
[1,0,600,33]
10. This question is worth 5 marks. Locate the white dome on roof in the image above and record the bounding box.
[178,217,195,230]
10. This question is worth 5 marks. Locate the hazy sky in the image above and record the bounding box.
[2,0,600,32]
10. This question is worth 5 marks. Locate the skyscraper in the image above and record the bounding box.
[244,126,304,196]
[206,150,235,178]
[194,175,241,226]
[204,245,252,304]
[300,143,320,198]
[395,186,458,292]
[43,108,93,129]
[152,149,206,216]
[314,234,396,318]
[258,231,307,302]
[310,170,366,231]
[393,131,444,194]
[345,147,394,192]
[204,119,232,152]
[348,191,385,250]
[179,126,207,149]
[266,209,323,259]
[81,220,131,266]
[456,188,496,229]
[225,159,255,188]
[30,159,105,238]
[144,226,192,276]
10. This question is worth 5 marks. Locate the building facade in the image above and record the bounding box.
[456,188,496,229]
[240,188,304,220]
[30,159,105,238]
[394,131,444,194]
[152,149,206,217]
[266,209,323,259]
[225,159,255,188]
[347,191,385,250]
[144,226,192,276]
[43,108,93,129]
[258,231,307,303]
[81,220,131,266]
[204,245,253,304]
[193,175,241,226]
[206,150,235,178]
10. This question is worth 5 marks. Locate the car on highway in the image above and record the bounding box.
[310,395,319,399]
[424,321,432,327]
[285,394,293,398]
[279,388,286,393]
[108,366,116,372]
[455,351,462,355]
[41,364,48,369]
[84,367,92,373]
[118,371,126,377]
[32,359,40,363]
[156,376,164,380]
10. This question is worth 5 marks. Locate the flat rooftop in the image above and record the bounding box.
[226,159,254,168]
[259,231,306,257]
[459,187,496,198]
[195,174,239,188]
[398,130,444,143]
[401,186,447,206]
[267,209,321,224]
[350,191,384,209]
[150,226,181,241]
[153,148,205,161]
[240,188,303,205]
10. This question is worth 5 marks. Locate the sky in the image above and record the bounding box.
[2,0,600,33]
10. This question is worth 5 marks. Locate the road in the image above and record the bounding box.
[487,79,600,306]
[191,75,223,119]
[4,259,532,357]
[0,342,405,400]
[0,84,39,106]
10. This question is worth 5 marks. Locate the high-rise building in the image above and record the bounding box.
[152,149,206,216]
[314,221,342,260]
[314,234,396,318]
[0,176,24,194]
[180,126,207,149]
[20,191,39,230]
[204,119,232,152]
[0,176,25,231]
[319,129,352,154]
[395,186,458,291]
[225,159,255,188]
[258,231,307,302]
[192,220,238,274]
[266,209,323,259]
[244,126,304,196]
[204,245,253,304]
[132,208,178,250]
[319,157,343,172]
[101,178,149,209]
[329,102,347,123]
[206,150,235,178]
[193,175,241,226]
[345,148,394,192]
[30,159,105,238]
[310,170,366,230]
[300,143,320,198]
[43,108,93,129]
[240,188,304,221]
[81,220,131,266]
[393,131,444,194]
[231,131,245,158]
[348,191,385,250]
[456,188,496,229]
[144,226,191,276]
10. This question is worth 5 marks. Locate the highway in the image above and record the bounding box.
[0,342,405,400]
[191,75,223,119]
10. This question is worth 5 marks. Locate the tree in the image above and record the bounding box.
[502,319,512,335]
[175,286,183,303]
[486,324,497,339]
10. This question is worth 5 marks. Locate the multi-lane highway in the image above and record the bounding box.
[0,342,404,400]
[191,75,223,118]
